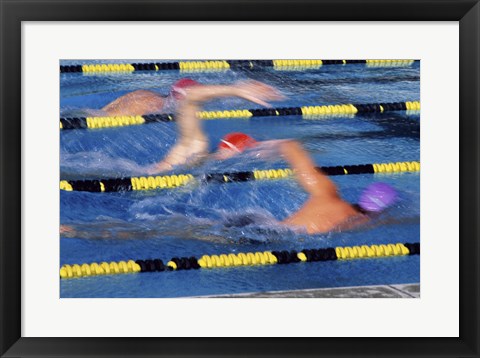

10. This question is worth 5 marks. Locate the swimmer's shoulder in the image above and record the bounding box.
[283,196,364,234]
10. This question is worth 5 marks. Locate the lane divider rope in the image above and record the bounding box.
[60,60,418,74]
[60,161,420,193]
[59,242,420,279]
[60,101,420,130]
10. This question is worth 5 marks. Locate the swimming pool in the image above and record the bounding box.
[60,60,420,298]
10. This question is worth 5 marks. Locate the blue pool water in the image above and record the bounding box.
[60,60,420,297]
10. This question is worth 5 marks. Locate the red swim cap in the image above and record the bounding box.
[218,132,257,153]
[170,78,202,99]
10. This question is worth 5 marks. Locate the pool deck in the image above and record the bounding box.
[202,283,420,298]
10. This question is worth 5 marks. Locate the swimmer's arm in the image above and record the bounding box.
[60,224,74,236]
[183,85,242,102]
[146,82,285,174]
[370,215,420,227]
[60,223,156,239]
[173,81,284,150]
[279,140,339,198]
[185,81,285,107]
[145,94,210,174]
[341,214,419,233]
[174,81,283,143]
[60,224,96,239]
[60,224,108,239]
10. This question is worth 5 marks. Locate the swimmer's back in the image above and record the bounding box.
[102,90,166,116]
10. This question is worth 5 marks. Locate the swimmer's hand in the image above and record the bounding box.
[234,80,286,107]
[60,224,78,238]
[60,224,73,234]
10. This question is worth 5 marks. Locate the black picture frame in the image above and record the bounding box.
[1,0,478,357]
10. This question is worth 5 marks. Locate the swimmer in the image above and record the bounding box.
[143,79,286,173]
[213,137,398,234]
[276,141,397,233]
[59,176,398,236]
[99,78,201,116]
[63,78,204,118]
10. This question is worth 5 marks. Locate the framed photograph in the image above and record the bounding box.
[1,0,478,357]
[58,56,421,299]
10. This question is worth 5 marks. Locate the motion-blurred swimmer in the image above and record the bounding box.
[100,78,202,116]
[143,79,285,173]
[278,142,397,233]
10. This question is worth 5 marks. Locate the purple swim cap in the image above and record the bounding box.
[358,183,397,212]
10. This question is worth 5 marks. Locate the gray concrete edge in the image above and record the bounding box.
[195,283,420,298]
